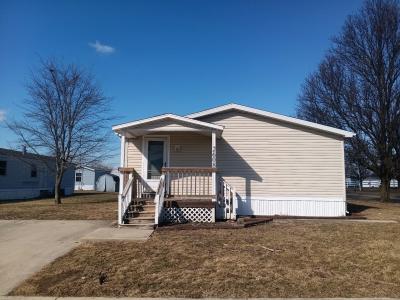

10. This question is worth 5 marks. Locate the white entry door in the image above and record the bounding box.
[143,137,169,191]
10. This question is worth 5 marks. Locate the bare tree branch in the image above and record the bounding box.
[297,0,400,202]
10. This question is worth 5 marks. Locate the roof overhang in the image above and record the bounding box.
[112,114,224,138]
[186,103,355,138]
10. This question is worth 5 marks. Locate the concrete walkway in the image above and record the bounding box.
[81,226,153,242]
[0,220,153,296]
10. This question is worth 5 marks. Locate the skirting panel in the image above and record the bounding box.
[237,197,346,217]
[162,207,215,223]
[74,184,95,191]
[0,186,74,201]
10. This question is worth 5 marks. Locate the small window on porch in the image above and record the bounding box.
[147,141,164,179]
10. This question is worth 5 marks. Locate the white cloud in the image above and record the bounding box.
[89,40,115,54]
[0,110,5,122]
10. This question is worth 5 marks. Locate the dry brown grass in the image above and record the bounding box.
[10,220,400,298]
[0,192,117,220]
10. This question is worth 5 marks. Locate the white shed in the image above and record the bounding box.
[95,174,119,192]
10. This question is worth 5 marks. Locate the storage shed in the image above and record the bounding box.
[96,174,119,192]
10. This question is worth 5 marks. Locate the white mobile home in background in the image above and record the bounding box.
[74,166,108,191]
[346,177,398,188]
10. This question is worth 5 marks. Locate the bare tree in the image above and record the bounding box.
[8,59,113,204]
[297,0,400,202]
[345,144,371,190]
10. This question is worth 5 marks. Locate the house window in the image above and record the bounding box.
[76,172,82,182]
[0,160,6,176]
[31,164,37,177]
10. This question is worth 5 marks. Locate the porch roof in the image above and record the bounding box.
[112,113,224,138]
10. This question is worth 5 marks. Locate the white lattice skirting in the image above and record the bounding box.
[162,207,215,223]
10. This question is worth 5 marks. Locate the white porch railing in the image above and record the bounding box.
[154,174,166,225]
[162,167,217,197]
[218,178,238,220]
[118,175,133,225]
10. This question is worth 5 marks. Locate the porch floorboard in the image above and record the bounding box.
[164,196,215,208]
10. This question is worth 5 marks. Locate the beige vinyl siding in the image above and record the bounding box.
[198,110,345,199]
[126,133,211,175]
[126,137,143,173]
[170,133,211,167]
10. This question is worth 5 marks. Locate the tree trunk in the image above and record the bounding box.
[54,174,62,204]
[380,177,391,202]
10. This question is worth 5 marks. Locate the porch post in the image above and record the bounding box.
[118,135,126,225]
[211,131,217,202]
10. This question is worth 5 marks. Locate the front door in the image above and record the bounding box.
[143,137,168,191]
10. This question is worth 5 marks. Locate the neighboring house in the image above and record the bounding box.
[74,166,108,191]
[346,177,398,188]
[362,177,398,188]
[0,148,74,200]
[112,103,355,226]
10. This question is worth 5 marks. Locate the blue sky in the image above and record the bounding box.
[0,0,363,166]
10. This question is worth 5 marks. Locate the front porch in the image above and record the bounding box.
[118,165,231,226]
[112,114,237,226]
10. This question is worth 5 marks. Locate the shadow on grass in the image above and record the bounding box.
[347,202,378,214]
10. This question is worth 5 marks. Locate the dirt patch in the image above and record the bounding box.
[0,192,117,220]
[10,221,400,298]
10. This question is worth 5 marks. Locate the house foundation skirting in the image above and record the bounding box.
[162,207,215,223]
[0,187,74,201]
[237,197,346,217]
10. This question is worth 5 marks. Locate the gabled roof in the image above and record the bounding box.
[186,103,355,138]
[0,147,54,161]
[76,165,112,172]
[112,113,224,133]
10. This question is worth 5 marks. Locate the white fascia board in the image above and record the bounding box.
[186,103,355,138]
[76,166,95,171]
[112,113,224,132]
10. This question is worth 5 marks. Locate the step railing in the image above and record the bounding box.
[118,176,134,225]
[118,168,148,225]
[154,174,166,225]
[162,167,217,197]
[218,178,238,220]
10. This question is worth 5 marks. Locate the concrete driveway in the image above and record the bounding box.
[0,220,108,295]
